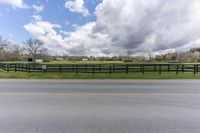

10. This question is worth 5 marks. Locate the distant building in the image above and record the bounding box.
[22,58,33,62]
[22,58,43,63]
[54,57,64,61]
[35,59,43,63]
[82,58,88,61]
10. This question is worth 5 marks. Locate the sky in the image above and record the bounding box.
[0,0,200,56]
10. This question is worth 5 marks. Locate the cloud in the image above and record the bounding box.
[32,15,42,21]
[95,0,200,55]
[25,16,62,37]
[24,0,200,56]
[0,0,28,9]
[24,15,110,56]
[32,4,44,13]
[65,0,90,17]
[24,16,64,55]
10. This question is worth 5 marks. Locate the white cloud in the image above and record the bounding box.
[24,16,110,56]
[65,0,90,17]
[32,15,42,21]
[24,16,64,55]
[24,0,200,56]
[32,4,44,13]
[0,0,28,9]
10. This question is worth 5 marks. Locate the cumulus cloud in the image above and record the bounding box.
[65,0,90,17]
[0,0,28,9]
[24,16,110,56]
[24,16,65,55]
[32,4,44,13]
[93,0,200,54]
[24,0,200,56]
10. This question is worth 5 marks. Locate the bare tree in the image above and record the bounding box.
[10,45,22,60]
[0,37,12,60]
[0,37,9,52]
[24,38,47,62]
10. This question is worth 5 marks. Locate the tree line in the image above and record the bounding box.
[155,48,200,63]
[1,36,200,63]
[0,37,48,61]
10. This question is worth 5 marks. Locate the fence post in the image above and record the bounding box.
[159,64,161,75]
[154,65,157,73]
[168,64,170,72]
[176,65,179,74]
[182,65,184,73]
[141,64,144,74]
[92,65,95,75]
[109,66,112,75]
[28,65,31,73]
[15,64,17,72]
[7,64,9,72]
[76,65,78,74]
[197,65,199,74]
[140,64,142,73]
[126,64,129,75]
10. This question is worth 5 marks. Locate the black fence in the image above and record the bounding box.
[0,63,200,75]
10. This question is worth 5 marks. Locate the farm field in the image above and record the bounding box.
[1,61,200,79]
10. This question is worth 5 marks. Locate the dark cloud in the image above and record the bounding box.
[25,0,200,56]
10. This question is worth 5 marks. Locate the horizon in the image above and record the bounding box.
[1,0,200,56]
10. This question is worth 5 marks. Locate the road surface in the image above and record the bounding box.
[0,80,200,133]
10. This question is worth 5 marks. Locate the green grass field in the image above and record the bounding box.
[1,61,200,79]
[0,71,200,79]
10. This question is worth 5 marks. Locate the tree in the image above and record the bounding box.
[10,45,22,60]
[190,48,200,53]
[0,37,12,60]
[24,38,47,62]
[0,37,9,52]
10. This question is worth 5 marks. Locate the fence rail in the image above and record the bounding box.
[0,63,200,75]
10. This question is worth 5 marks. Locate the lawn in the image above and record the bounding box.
[0,71,200,79]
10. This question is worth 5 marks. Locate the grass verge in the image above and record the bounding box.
[0,71,200,79]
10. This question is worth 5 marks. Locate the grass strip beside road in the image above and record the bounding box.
[1,72,200,79]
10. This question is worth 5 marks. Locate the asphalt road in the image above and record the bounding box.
[0,80,200,133]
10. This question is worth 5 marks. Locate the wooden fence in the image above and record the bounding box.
[0,63,200,75]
